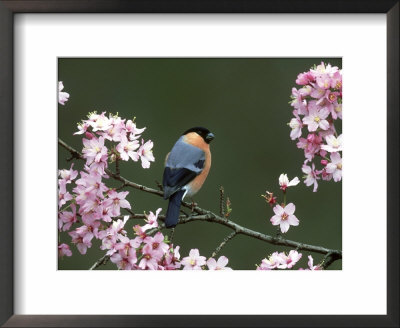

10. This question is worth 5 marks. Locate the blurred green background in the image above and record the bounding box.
[58,58,342,270]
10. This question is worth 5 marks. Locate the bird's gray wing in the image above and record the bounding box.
[163,137,205,199]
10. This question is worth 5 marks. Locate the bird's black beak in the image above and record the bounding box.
[205,132,215,143]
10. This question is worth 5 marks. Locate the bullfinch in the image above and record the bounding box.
[163,127,214,228]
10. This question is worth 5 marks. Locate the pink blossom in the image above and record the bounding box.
[110,250,137,270]
[310,85,326,99]
[75,171,108,199]
[88,112,112,132]
[163,245,181,270]
[143,232,169,259]
[74,122,89,135]
[307,255,322,270]
[181,249,206,270]
[257,252,283,270]
[69,226,94,255]
[302,163,320,192]
[126,119,146,138]
[207,256,232,270]
[58,180,73,208]
[58,243,72,257]
[270,203,299,233]
[295,71,315,85]
[59,163,78,184]
[102,116,126,142]
[300,255,322,270]
[116,137,140,161]
[321,134,343,153]
[278,250,302,269]
[279,173,300,191]
[290,88,308,115]
[288,111,303,140]
[82,136,108,165]
[133,224,149,240]
[58,81,70,105]
[325,152,342,182]
[102,190,131,216]
[142,208,161,230]
[138,244,159,270]
[98,216,130,252]
[137,139,155,169]
[302,106,330,132]
[331,103,342,120]
[59,203,77,231]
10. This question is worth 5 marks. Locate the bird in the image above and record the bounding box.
[162,127,215,228]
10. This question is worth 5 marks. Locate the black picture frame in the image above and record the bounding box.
[0,1,398,327]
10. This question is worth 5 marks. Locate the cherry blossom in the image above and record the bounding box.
[299,255,322,270]
[58,244,72,257]
[181,249,206,270]
[278,250,302,269]
[257,252,283,270]
[321,134,343,153]
[58,81,70,105]
[102,190,131,216]
[207,256,232,270]
[143,232,169,259]
[82,136,108,165]
[270,203,299,233]
[116,137,140,162]
[59,163,78,184]
[137,139,155,169]
[138,244,160,270]
[302,106,330,132]
[289,62,342,191]
[325,152,342,182]
[279,173,300,191]
[59,203,77,231]
[302,163,320,192]
[162,245,181,270]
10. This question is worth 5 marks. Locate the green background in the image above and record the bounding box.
[58,58,342,270]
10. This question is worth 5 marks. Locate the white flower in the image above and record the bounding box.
[321,134,343,153]
[58,81,70,105]
[325,152,342,182]
[279,173,300,191]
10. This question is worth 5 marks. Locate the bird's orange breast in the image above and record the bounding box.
[183,132,212,196]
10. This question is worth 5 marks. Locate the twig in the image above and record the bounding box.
[211,231,237,258]
[115,157,120,175]
[169,228,175,244]
[155,180,163,191]
[219,186,225,217]
[59,138,343,267]
[89,253,110,270]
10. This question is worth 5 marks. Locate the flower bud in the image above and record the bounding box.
[321,159,328,166]
[85,132,94,139]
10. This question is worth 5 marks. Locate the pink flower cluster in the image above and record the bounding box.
[75,111,155,170]
[289,62,342,192]
[263,173,300,234]
[257,252,322,270]
[257,250,302,270]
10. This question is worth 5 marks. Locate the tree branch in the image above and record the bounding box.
[59,138,342,269]
[211,231,237,258]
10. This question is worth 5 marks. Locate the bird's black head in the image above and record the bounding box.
[183,126,215,144]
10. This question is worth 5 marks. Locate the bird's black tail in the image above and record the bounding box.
[165,190,185,228]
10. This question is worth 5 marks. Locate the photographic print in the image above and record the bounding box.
[57,58,342,271]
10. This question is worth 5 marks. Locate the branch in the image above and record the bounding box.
[211,231,237,258]
[89,253,109,270]
[59,138,342,268]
